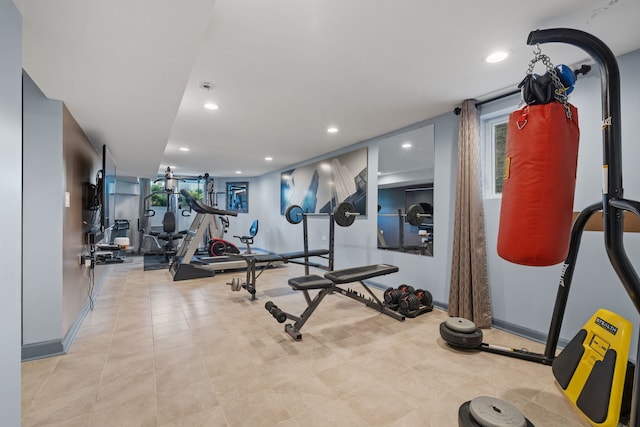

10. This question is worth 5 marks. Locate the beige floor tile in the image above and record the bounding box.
[272,374,337,417]
[156,379,219,424]
[293,399,369,427]
[23,411,92,427]
[90,394,158,427]
[23,384,96,426]
[221,389,291,427]
[156,358,210,394]
[22,355,61,378]
[20,258,594,426]
[158,406,228,427]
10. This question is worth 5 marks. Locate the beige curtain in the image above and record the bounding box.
[448,99,492,328]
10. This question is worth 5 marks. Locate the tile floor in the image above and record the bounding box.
[21,257,591,426]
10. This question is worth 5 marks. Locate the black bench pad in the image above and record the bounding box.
[279,249,330,260]
[244,253,284,263]
[324,264,399,284]
[288,275,334,290]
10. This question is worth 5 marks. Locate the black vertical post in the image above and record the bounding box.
[329,215,335,271]
[303,215,310,276]
[543,202,602,362]
[398,208,405,251]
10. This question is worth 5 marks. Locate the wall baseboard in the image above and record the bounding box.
[21,266,110,361]
[367,279,570,349]
[21,340,64,361]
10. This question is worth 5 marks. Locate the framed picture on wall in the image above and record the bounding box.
[280,147,368,216]
[226,182,249,213]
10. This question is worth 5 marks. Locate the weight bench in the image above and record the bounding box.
[264,263,404,340]
[225,249,332,300]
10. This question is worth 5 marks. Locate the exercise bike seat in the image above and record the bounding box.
[234,219,259,254]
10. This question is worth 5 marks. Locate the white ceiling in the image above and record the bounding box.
[15,0,640,179]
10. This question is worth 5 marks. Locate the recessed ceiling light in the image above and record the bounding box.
[204,103,219,110]
[179,147,190,152]
[402,142,412,149]
[265,156,273,161]
[235,170,242,174]
[486,51,509,63]
[327,127,338,133]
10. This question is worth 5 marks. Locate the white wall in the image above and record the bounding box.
[0,0,23,424]
[22,72,64,345]
[483,48,640,352]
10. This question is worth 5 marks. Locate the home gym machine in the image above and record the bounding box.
[446,28,640,427]
[226,201,360,300]
[283,201,360,274]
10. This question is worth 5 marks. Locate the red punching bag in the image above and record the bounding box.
[497,101,580,266]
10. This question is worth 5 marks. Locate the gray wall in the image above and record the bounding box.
[0,0,23,424]
[23,72,64,344]
[23,73,105,359]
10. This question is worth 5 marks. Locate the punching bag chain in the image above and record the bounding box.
[526,46,572,120]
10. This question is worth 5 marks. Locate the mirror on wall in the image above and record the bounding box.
[377,124,435,256]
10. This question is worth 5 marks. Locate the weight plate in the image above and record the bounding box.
[406,204,425,226]
[468,396,527,427]
[334,202,356,227]
[446,317,477,333]
[231,277,241,292]
[459,401,534,427]
[439,322,483,349]
[285,205,303,224]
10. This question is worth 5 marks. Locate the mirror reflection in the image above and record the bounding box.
[377,124,435,256]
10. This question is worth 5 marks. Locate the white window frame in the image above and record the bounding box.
[481,108,511,199]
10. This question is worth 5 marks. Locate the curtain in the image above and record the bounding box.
[448,99,492,328]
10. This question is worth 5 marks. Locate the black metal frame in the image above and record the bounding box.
[287,213,334,274]
[280,279,406,340]
[476,28,640,425]
[531,28,640,427]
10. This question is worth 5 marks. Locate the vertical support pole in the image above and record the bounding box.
[329,214,335,271]
[303,215,310,275]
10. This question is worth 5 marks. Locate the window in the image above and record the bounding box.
[482,114,509,198]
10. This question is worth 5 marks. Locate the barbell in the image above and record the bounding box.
[378,204,431,226]
[285,201,359,227]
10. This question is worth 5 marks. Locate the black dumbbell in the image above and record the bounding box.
[383,287,402,305]
[415,289,433,307]
[398,284,415,294]
[399,292,421,312]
